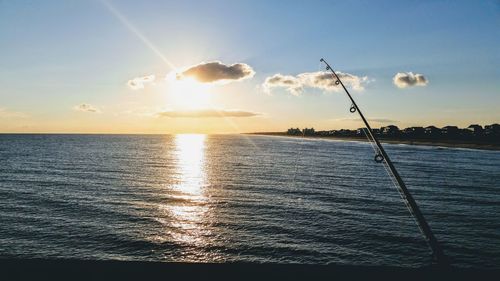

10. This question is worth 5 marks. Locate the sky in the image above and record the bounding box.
[0,0,499,133]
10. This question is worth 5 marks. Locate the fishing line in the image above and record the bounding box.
[361,127,378,156]
[290,61,324,191]
[359,126,411,209]
[381,158,428,239]
[320,58,448,266]
[363,116,431,257]
[364,123,431,258]
[360,123,427,239]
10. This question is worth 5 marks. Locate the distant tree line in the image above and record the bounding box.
[287,124,500,142]
[287,127,315,136]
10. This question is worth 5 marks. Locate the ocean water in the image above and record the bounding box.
[0,134,499,268]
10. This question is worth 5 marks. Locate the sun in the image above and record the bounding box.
[166,75,212,110]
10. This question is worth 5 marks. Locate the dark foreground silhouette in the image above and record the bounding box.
[1,258,497,281]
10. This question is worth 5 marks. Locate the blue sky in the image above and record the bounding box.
[0,0,498,133]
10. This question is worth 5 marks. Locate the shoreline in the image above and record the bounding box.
[245,133,500,151]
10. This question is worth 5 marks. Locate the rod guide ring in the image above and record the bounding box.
[374,153,384,163]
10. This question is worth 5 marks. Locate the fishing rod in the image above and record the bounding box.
[320,58,448,266]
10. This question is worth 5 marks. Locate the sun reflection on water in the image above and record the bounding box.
[173,134,206,195]
[164,134,211,250]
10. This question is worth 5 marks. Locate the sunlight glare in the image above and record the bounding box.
[173,134,207,195]
[163,134,209,247]
[167,75,212,110]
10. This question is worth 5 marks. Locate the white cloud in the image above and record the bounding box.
[393,72,428,88]
[263,74,303,95]
[73,103,101,113]
[127,75,155,90]
[263,71,370,95]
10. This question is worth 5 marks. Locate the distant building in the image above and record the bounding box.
[466,124,483,136]
[380,125,400,136]
[458,128,472,137]
[485,123,500,136]
[285,123,497,141]
[403,127,425,137]
[356,128,379,137]
[337,129,356,137]
[485,124,500,130]
[441,126,459,136]
[356,128,366,136]
[424,126,441,136]
[316,130,331,136]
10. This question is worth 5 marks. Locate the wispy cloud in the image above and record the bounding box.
[127,75,155,90]
[263,71,370,95]
[157,109,261,118]
[393,72,428,88]
[177,61,255,84]
[335,117,399,124]
[263,74,303,95]
[73,103,101,113]
[0,108,29,119]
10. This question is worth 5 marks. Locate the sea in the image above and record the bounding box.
[0,134,499,268]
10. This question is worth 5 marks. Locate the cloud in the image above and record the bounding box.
[177,61,255,84]
[127,75,155,90]
[368,118,399,123]
[299,71,368,91]
[393,72,428,88]
[157,109,261,118]
[263,71,369,95]
[335,117,399,124]
[73,103,101,113]
[263,74,303,95]
[0,108,29,119]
